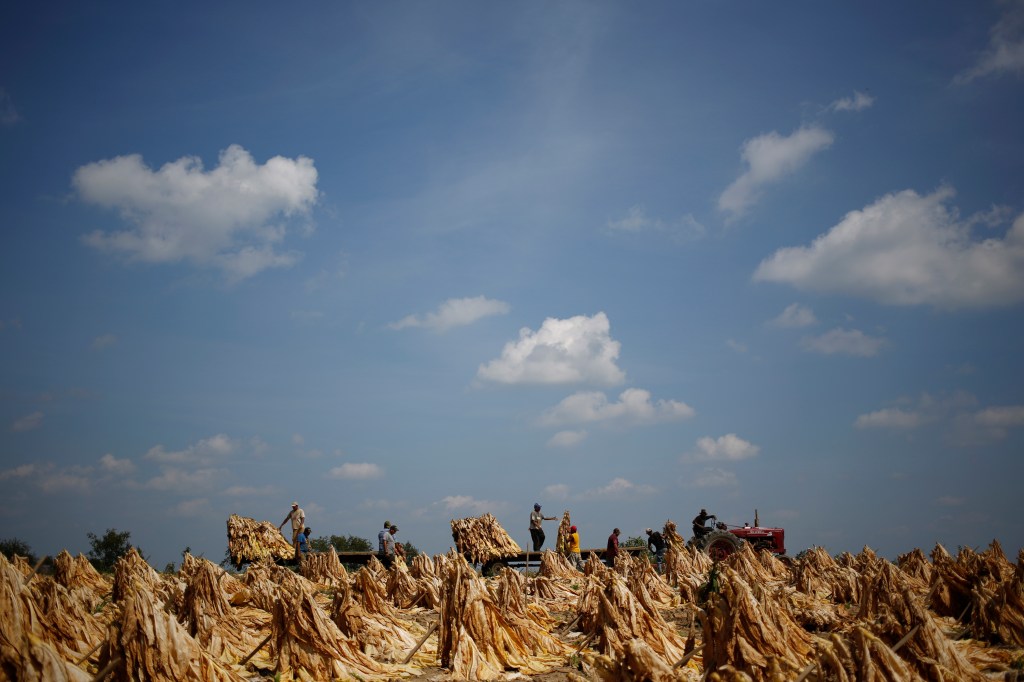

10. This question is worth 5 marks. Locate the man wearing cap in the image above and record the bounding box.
[568,525,582,569]
[529,503,556,552]
[381,525,399,568]
[279,502,306,561]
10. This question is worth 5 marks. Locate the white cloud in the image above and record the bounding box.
[754,188,1024,309]
[477,312,626,385]
[688,468,738,488]
[954,1,1024,84]
[801,328,885,357]
[973,405,1024,428]
[547,430,588,448]
[540,388,694,426]
[99,453,136,475]
[718,126,834,220]
[291,433,305,446]
[543,484,570,499]
[223,485,277,496]
[0,463,38,480]
[768,303,817,328]
[0,88,19,126]
[144,434,236,465]
[829,91,875,112]
[145,467,223,492]
[579,477,656,499]
[12,411,44,432]
[329,462,384,480]
[74,144,318,281]
[390,296,510,332]
[91,334,117,351]
[606,205,705,242]
[436,495,503,515]
[855,408,923,430]
[170,498,211,517]
[39,471,92,493]
[682,434,760,462]
[725,339,748,354]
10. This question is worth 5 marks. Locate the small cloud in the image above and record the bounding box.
[99,453,136,475]
[145,467,223,492]
[543,484,570,499]
[688,467,738,488]
[606,205,705,242]
[0,463,37,481]
[547,430,588,448]
[540,388,694,427]
[11,411,43,432]
[223,485,277,496]
[579,477,656,499]
[291,433,305,446]
[936,496,966,507]
[718,126,834,220]
[435,495,503,515]
[829,91,875,112]
[0,88,19,126]
[478,312,625,386]
[725,339,748,354]
[768,303,817,328]
[855,408,923,430]
[973,405,1024,428]
[39,470,92,493]
[170,498,211,517]
[801,328,885,357]
[91,334,117,351]
[682,434,760,462]
[145,434,236,464]
[329,462,383,480]
[954,1,1024,84]
[390,296,510,332]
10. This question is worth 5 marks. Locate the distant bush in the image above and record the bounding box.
[87,528,138,572]
[0,538,36,564]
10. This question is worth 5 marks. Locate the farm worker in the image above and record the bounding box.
[605,528,620,567]
[381,526,398,568]
[298,527,311,557]
[567,525,582,569]
[692,508,716,541]
[279,502,306,560]
[529,503,556,551]
[378,520,392,553]
[646,528,666,572]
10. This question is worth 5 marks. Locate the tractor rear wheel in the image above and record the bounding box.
[702,530,743,561]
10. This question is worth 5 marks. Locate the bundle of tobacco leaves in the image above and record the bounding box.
[580,638,703,681]
[793,545,861,605]
[179,558,263,663]
[540,549,581,578]
[813,627,924,681]
[450,514,521,565]
[52,550,110,605]
[299,546,347,587]
[330,571,419,662]
[969,547,1024,645]
[438,553,567,679]
[699,565,813,679]
[897,547,934,585]
[225,514,294,567]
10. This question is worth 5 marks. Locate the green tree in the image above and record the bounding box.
[310,534,373,553]
[400,541,421,560]
[622,535,647,548]
[0,538,37,564]
[87,528,136,572]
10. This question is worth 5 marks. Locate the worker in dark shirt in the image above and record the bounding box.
[692,508,716,540]
[646,528,666,572]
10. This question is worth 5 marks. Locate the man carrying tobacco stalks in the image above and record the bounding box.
[529,503,556,551]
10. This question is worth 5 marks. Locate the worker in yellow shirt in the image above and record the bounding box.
[568,525,582,569]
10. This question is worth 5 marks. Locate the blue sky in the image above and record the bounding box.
[1,2,1023,569]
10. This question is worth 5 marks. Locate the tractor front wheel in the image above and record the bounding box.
[702,530,743,561]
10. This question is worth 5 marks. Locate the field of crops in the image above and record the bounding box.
[2,514,1022,681]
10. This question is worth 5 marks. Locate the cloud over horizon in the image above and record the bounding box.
[389,296,510,332]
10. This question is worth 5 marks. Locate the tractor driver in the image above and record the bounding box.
[692,508,716,540]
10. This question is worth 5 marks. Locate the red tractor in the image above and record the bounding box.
[689,510,786,561]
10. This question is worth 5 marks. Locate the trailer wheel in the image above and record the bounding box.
[702,530,743,561]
